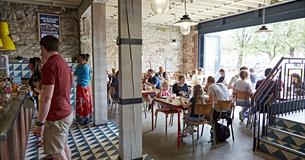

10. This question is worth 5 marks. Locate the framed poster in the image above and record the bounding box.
[0,55,9,78]
[38,13,60,40]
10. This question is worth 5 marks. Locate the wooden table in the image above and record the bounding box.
[142,89,159,97]
[152,97,186,147]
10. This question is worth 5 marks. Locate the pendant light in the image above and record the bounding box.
[173,0,197,35]
[0,21,16,50]
[0,38,3,48]
[150,0,169,15]
[255,8,272,41]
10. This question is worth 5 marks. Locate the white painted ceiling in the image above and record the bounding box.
[3,0,289,25]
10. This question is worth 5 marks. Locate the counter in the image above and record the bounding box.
[0,89,34,160]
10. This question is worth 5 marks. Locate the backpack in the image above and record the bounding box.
[215,122,230,142]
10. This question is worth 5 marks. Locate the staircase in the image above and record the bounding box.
[259,116,305,160]
[252,57,305,160]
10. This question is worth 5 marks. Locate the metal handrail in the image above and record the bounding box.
[252,57,284,100]
[253,56,305,151]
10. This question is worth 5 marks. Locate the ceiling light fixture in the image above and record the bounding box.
[173,0,197,35]
[255,7,272,41]
[150,0,169,15]
[0,38,3,48]
[0,21,16,50]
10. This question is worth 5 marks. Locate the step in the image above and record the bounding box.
[267,127,305,149]
[265,136,305,154]
[276,117,305,137]
[259,137,305,160]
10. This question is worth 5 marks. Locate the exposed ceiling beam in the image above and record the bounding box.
[216,0,259,8]
[243,0,271,5]
[78,0,92,17]
[191,0,250,11]
[2,0,80,8]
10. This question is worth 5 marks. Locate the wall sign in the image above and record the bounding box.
[38,13,60,40]
[0,55,9,78]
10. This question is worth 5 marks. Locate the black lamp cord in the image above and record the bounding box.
[184,0,187,15]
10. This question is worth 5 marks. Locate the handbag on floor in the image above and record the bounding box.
[215,122,230,142]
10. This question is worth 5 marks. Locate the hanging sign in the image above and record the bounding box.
[38,13,60,40]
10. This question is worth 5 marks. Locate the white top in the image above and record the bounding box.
[208,83,230,102]
[233,80,253,101]
[192,74,205,85]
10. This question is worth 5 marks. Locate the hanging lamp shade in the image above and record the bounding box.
[255,8,272,42]
[255,25,272,41]
[173,1,197,35]
[173,15,197,35]
[150,0,169,15]
[0,21,16,50]
[0,38,3,48]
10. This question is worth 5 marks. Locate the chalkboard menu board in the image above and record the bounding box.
[38,13,60,40]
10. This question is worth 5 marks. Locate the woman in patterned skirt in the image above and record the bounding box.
[74,54,92,125]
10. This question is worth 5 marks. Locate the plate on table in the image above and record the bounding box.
[161,96,168,99]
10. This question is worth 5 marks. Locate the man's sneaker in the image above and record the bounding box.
[239,111,244,122]
[244,111,249,118]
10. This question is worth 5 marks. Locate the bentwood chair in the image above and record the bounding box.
[154,108,180,135]
[234,91,252,127]
[182,103,214,152]
[215,100,235,142]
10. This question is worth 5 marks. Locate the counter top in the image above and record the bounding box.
[0,90,33,141]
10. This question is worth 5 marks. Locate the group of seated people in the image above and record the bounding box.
[144,66,286,127]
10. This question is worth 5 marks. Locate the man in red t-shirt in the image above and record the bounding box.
[34,35,73,160]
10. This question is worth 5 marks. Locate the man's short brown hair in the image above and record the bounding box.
[239,70,248,80]
[178,75,185,81]
[207,76,215,83]
[40,35,59,52]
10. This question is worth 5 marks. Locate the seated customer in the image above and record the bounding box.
[172,75,190,96]
[233,70,253,121]
[216,69,227,84]
[145,69,161,89]
[155,66,168,81]
[159,81,171,97]
[155,81,175,115]
[205,76,230,121]
[181,84,207,121]
[291,73,305,96]
[255,68,282,112]
[110,71,119,100]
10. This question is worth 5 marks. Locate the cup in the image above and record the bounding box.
[172,94,176,99]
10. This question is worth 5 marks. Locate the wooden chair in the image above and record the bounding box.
[154,108,180,135]
[234,91,252,127]
[215,100,235,142]
[182,103,214,152]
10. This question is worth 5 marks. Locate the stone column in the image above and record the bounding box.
[118,0,143,159]
[91,0,108,125]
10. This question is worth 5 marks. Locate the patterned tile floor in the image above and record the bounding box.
[25,121,153,160]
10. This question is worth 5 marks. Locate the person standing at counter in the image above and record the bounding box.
[28,57,42,113]
[34,35,73,160]
[74,54,92,125]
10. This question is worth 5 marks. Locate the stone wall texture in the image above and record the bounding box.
[106,20,184,73]
[80,14,184,73]
[1,1,197,73]
[0,2,80,61]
